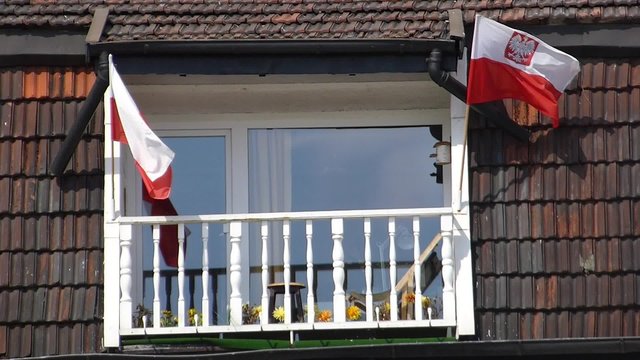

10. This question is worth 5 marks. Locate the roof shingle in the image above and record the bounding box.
[471,58,640,340]
[1,1,639,41]
[0,65,103,358]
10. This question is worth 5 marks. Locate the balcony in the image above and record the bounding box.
[104,206,470,348]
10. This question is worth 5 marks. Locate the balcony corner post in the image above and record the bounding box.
[229,221,243,326]
[103,221,121,347]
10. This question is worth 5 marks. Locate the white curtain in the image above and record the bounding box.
[248,129,292,283]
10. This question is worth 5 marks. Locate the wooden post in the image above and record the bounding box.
[119,224,133,330]
[260,221,269,325]
[306,220,315,323]
[283,220,292,324]
[177,224,186,327]
[441,215,455,322]
[201,223,210,326]
[388,218,398,321]
[332,219,345,322]
[152,224,161,328]
[228,221,243,326]
[412,217,422,321]
[364,218,373,322]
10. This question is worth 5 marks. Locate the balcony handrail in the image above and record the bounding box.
[114,206,453,225]
[114,206,458,334]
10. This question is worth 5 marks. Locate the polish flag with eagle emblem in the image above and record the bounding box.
[466,15,580,127]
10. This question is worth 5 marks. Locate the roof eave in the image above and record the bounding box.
[87,38,459,57]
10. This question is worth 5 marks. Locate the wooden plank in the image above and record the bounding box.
[86,7,109,44]
[395,233,442,293]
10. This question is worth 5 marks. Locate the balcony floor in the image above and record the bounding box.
[122,326,453,352]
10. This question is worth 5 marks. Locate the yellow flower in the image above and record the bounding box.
[383,302,391,313]
[188,308,202,326]
[421,296,431,309]
[346,305,361,321]
[316,309,332,322]
[378,302,391,321]
[402,292,415,304]
[272,306,285,323]
[160,310,177,327]
[242,304,262,324]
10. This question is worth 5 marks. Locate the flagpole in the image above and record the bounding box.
[457,105,470,212]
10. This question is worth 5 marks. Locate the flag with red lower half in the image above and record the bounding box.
[466,15,580,127]
[109,55,174,199]
[109,55,185,267]
[142,189,190,268]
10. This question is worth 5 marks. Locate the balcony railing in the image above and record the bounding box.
[111,207,456,338]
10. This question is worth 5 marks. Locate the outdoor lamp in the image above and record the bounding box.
[431,141,451,165]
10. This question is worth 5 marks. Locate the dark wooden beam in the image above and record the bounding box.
[86,7,109,44]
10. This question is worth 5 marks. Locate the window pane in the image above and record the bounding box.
[248,127,442,211]
[248,127,443,304]
[141,136,227,324]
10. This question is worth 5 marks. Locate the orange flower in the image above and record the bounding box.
[346,305,361,321]
[316,309,332,322]
[402,292,415,304]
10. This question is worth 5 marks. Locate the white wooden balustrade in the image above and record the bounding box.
[114,207,458,337]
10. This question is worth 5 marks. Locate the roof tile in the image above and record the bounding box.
[56,324,69,355]
[0,217,9,252]
[6,290,21,323]
[71,287,85,321]
[86,249,102,284]
[23,179,37,214]
[19,287,34,323]
[0,103,13,138]
[61,215,74,250]
[36,178,50,214]
[0,70,23,101]
[0,252,9,286]
[0,325,5,356]
[58,287,72,321]
[36,252,49,286]
[47,251,62,286]
[70,323,84,354]
[73,250,87,284]
[0,178,10,213]
[0,292,8,323]
[23,217,36,251]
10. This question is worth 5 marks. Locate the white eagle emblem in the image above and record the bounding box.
[504,32,538,65]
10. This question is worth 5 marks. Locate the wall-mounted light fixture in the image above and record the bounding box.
[431,141,451,165]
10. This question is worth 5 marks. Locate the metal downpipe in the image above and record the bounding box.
[427,49,530,142]
[50,52,109,176]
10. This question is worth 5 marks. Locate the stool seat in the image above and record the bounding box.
[267,282,306,323]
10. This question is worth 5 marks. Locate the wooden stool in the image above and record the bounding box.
[267,282,305,323]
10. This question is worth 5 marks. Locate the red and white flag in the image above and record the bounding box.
[142,189,190,268]
[467,15,580,127]
[109,56,185,267]
[109,56,174,199]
